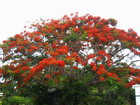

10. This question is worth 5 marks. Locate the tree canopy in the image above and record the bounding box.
[0,13,140,95]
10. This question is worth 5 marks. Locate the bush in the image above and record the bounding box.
[2,96,34,105]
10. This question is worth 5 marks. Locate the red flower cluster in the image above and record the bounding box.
[1,13,140,90]
[57,60,65,67]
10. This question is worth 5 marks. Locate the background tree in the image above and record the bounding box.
[0,13,140,104]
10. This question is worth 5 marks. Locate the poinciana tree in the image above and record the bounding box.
[0,13,140,104]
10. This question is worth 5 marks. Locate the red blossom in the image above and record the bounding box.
[99,37,107,42]
[71,52,78,57]
[73,28,80,32]
[15,34,23,39]
[13,69,20,74]
[75,57,82,63]
[107,36,114,41]
[87,54,96,59]
[56,49,68,54]
[22,66,30,71]
[96,64,107,75]
[106,60,112,66]
[88,21,93,25]
[23,76,31,82]
[60,25,66,30]
[96,56,102,61]
[66,56,74,61]
[125,81,136,88]
[50,52,59,57]
[99,77,105,81]
[106,72,113,77]
[73,66,79,70]
[92,66,97,71]
[30,45,38,50]
[30,68,36,73]
[57,60,65,67]
[34,36,41,42]
[17,46,24,51]
[46,74,52,79]
[3,40,7,43]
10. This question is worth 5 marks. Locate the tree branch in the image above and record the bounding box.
[128,60,140,66]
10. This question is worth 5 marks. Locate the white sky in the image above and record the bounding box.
[0,0,140,43]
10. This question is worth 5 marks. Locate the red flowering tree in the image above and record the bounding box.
[0,13,140,104]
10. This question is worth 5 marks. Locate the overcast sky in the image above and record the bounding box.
[0,0,140,43]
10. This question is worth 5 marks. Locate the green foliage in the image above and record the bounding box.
[2,96,34,105]
[87,78,135,105]
[59,79,90,105]
[0,78,135,105]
